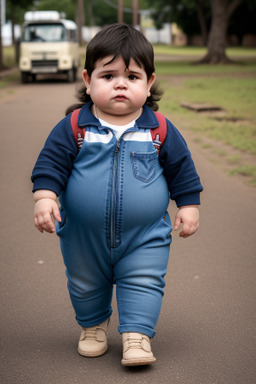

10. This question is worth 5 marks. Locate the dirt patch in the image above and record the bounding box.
[181,106,252,125]
[180,101,225,113]
[0,82,28,105]
[158,71,256,88]
[159,69,256,187]
[185,129,256,186]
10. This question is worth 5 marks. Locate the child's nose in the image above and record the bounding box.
[114,77,127,89]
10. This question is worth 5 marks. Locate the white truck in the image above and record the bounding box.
[19,11,79,83]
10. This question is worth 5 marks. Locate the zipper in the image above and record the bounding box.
[109,126,137,248]
[110,139,120,248]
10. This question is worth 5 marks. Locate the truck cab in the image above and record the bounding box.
[19,11,79,83]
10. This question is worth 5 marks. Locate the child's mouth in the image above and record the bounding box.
[114,95,127,101]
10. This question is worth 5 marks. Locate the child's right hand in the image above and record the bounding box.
[33,190,61,233]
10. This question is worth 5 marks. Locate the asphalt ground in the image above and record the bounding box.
[0,76,256,384]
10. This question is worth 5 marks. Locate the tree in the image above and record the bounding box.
[5,0,34,64]
[199,0,245,63]
[36,0,77,20]
[34,0,148,27]
[0,0,3,69]
[145,0,211,44]
[77,0,85,46]
[84,0,149,27]
[196,0,210,46]
[169,1,211,46]
[228,2,256,45]
[85,0,135,26]
[146,0,256,63]
[6,0,35,42]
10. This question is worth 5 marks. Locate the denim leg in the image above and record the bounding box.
[114,241,170,338]
[58,223,113,328]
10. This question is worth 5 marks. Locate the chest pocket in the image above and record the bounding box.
[130,150,158,183]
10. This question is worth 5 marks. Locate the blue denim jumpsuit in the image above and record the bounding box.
[32,103,202,338]
[56,117,172,338]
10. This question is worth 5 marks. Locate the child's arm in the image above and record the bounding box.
[173,205,199,238]
[33,190,61,234]
[31,114,78,197]
[158,119,203,208]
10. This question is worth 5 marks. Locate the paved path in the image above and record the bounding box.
[1,78,256,384]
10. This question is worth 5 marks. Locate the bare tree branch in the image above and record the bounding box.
[227,0,245,18]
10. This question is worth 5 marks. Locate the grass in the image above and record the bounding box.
[227,155,241,164]
[0,46,19,90]
[0,72,20,90]
[158,70,256,154]
[229,165,256,184]
[2,46,16,68]
[155,60,256,75]
[153,45,256,59]
[215,149,227,157]
[154,47,256,185]
[154,45,207,56]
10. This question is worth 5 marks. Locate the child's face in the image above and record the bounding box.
[82,55,155,124]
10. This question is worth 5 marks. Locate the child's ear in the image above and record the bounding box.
[147,73,156,96]
[82,70,91,95]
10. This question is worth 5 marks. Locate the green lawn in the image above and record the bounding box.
[153,45,256,59]
[2,45,16,68]
[154,50,256,185]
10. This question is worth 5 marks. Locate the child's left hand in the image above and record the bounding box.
[173,205,199,238]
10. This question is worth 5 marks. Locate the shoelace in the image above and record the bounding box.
[126,336,144,349]
[82,327,98,340]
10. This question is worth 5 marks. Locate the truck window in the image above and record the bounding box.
[68,29,78,42]
[23,23,68,42]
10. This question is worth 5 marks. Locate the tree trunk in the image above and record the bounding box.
[199,0,244,64]
[197,0,208,46]
[77,0,85,46]
[0,0,4,70]
[10,6,19,65]
[118,0,124,23]
[132,0,139,28]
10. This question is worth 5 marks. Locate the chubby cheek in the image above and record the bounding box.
[90,88,109,106]
[131,87,149,106]
[85,78,97,96]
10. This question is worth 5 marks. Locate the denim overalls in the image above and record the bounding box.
[57,121,172,338]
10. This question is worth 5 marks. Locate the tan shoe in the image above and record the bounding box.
[78,318,110,357]
[121,332,156,366]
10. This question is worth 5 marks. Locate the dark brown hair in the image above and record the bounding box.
[66,23,163,115]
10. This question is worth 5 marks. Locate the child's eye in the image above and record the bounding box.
[128,75,137,81]
[103,74,113,80]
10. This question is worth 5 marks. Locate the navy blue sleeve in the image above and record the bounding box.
[31,114,78,196]
[158,119,203,207]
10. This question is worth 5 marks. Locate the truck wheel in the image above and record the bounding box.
[67,68,75,83]
[21,72,29,84]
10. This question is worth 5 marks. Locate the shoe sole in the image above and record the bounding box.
[121,357,156,366]
[78,345,108,358]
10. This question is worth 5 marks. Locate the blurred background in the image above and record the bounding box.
[1,0,256,67]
